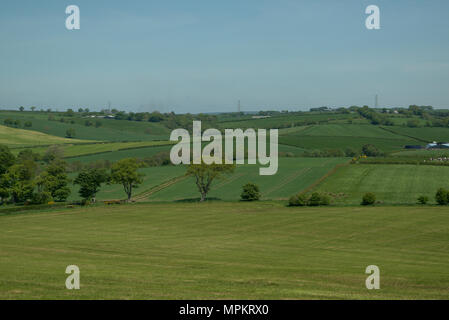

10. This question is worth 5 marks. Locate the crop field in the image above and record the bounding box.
[382,126,449,142]
[311,164,449,205]
[0,124,90,147]
[143,158,348,201]
[1,202,448,299]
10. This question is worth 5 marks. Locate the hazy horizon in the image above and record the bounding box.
[1,0,448,113]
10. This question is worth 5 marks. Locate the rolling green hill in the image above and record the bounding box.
[0,124,89,147]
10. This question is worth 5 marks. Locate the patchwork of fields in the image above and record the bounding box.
[1,202,448,299]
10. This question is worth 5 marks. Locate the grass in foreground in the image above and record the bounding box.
[0,202,448,299]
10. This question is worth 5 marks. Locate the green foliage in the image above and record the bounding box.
[362,192,376,205]
[308,192,322,206]
[0,145,16,175]
[110,158,144,201]
[186,161,235,201]
[36,160,71,201]
[74,168,109,202]
[417,195,429,205]
[24,121,32,128]
[362,144,383,157]
[288,193,308,207]
[31,191,53,205]
[435,188,449,205]
[42,145,64,163]
[65,128,76,138]
[240,183,261,201]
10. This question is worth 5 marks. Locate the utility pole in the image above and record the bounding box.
[238,100,241,113]
[375,94,378,108]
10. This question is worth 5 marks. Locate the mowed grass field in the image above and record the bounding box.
[145,158,348,201]
[1,202,448,299]
[311,164,449,205]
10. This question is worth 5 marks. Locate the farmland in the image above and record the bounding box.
[310,164,449,205]
[1,202,448,299]
[144,158,347,201]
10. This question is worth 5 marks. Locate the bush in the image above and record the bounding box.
[31,191,53,205]
[417,195,429,205]
[320,194,331,206]
[435,188,449,205]
[240,183,261,201]
[308,193,322,206]
[288,193,307,207]
[362,192,376,205]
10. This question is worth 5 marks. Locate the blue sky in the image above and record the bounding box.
[0,0,448,113]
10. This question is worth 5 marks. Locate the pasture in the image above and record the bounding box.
[311,164,449,205]
[1,203,448,299]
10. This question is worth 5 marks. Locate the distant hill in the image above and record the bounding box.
[0,124,89,147]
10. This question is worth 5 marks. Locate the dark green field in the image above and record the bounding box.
[1,203,448,299]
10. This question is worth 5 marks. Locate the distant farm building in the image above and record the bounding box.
[426,142,449,149]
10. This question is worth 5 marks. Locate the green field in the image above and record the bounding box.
[278,124,421,153]
[68,165,186,201]
[13,141,174,158]
[144,158,348,201]
[0,111,170,142]
[311,164,449,205]
[0,124,89,147]
[1,202,448,299]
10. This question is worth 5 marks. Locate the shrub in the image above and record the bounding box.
[288,193,307,207]
[435,188,449,205]
[308,192,322,206]
[362,192,376,205]
[417,195,429,205]
[240,183,261,201]
[320,194,331,206]
[31,191,53,205]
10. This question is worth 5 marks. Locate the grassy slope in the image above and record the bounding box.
[0,111,170,141]
[146,158,348,201]
[311,164,449,204]
[1,202,448,299]
[0,124,89,147]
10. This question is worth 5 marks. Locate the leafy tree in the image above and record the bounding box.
[74,168,109,202]
[78,108,84,113]
[24,121,32,127]
[362,192,376,205]
[110,158,144,201]
[435,188,449,205]
[30,106,36,112]
[36,160,71,201]
[43,145,64,163]
[240,183,261,201]
[1,163,36,203]
[17,149,40,162]
[66,109,75,117]
[66,128,76,138]
[186,161,235,201]
[31,191,53,205]
[362,144,382,157]
[0,145,16,175]
[19,106,24,112]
